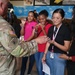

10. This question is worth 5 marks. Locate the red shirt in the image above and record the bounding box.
[72,56,75,62]
[37,22,52,52]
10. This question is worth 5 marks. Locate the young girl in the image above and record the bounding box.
[34,10,52,75]
[42,8,71,75]
[20,11,37,75]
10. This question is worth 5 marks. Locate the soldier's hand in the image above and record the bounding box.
[34,36,49,44]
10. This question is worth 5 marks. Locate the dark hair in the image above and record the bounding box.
[69,6,75,39]
[72,6,75,23]
[28,11,38,19]
[8,2,14,9]
[52,8,65,18]
[28,11,35,16]
[34,10,36,12]
[39,10,49,17]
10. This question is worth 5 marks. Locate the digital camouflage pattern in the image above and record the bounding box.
[0,16,38,75]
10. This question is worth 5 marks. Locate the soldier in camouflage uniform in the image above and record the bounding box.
[0,0,49,75]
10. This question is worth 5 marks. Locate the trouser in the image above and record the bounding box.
[34,52,44,75]
[67,61,75,75]
[20,54,35,75]
[46,51,66,75]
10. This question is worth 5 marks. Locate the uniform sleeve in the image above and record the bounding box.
[0,24,38,57]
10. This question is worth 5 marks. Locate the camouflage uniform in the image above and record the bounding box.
[0,16,38,75]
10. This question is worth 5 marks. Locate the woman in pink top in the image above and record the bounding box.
[20,11,37,75]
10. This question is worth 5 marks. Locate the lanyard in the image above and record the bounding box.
[52,25,62,51]
[53,26,60,40]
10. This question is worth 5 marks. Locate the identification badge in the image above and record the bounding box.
[50,52,54,59]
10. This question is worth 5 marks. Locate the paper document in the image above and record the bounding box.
[42,63,50,75]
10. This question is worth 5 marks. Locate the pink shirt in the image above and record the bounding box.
[24,21,37,40]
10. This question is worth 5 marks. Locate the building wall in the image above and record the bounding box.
[13,6,74,19]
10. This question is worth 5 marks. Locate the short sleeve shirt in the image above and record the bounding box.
[38,23,52,52]
[24,21,37,40]
[47,24,71,54]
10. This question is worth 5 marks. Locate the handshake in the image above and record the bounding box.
[34,36,54,44]
[19,35,54,45]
